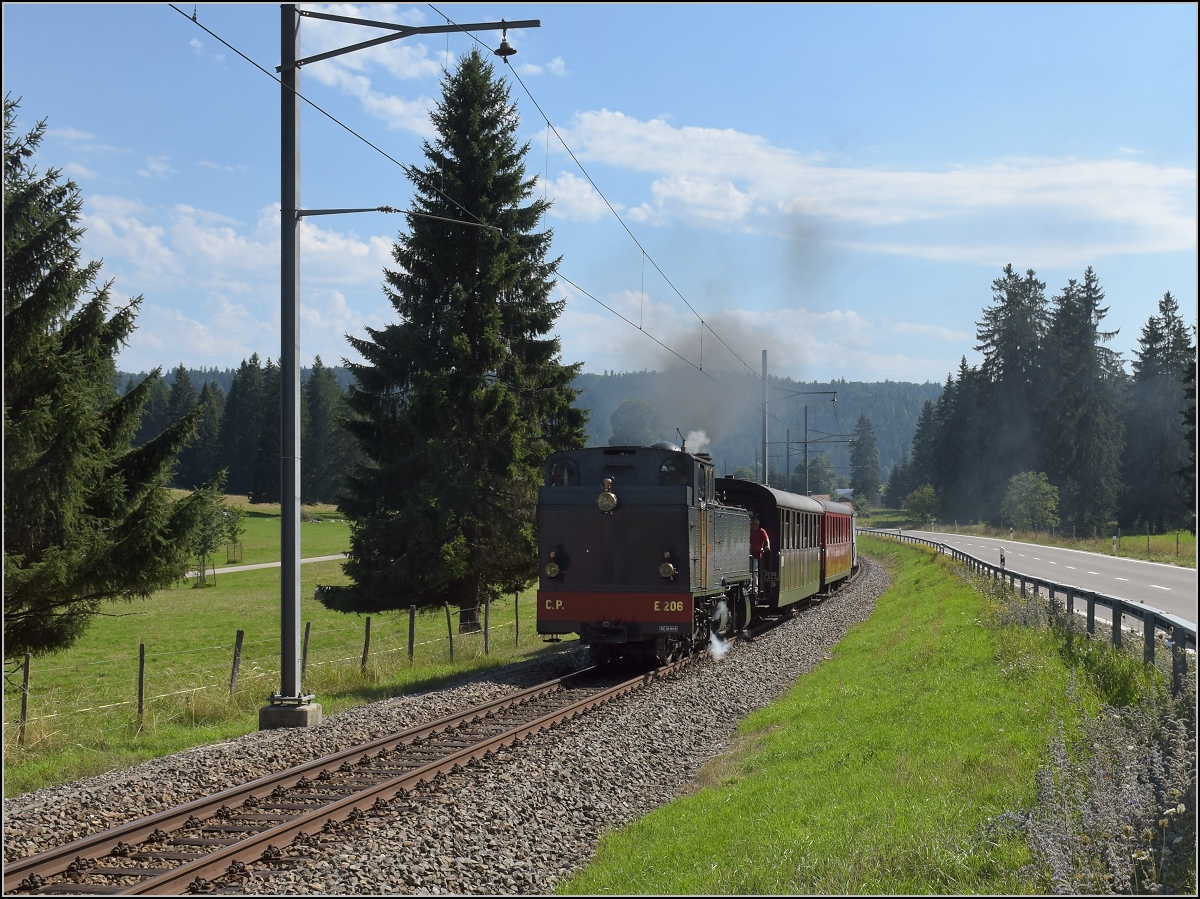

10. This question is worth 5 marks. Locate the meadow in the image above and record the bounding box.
[3,499,562,797]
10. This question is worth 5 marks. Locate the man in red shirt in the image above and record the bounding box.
[750,514,770,594]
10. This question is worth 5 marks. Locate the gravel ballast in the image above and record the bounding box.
[4,558,889,894]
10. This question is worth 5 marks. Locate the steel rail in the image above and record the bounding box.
[6,661,692,896]
[4,669,590,894]
[120,665,676,895]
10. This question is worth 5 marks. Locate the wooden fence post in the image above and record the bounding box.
[137,643,146,722]
[229,630,244,694]
[301,621,312,681]
[361,616,372,674]
[484,595,490,656]
[444,603,454,661]
[408,605,416,662]
[18,653,30,747]
[514,593,519,645]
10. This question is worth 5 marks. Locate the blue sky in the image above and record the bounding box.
[4,3,1196,384]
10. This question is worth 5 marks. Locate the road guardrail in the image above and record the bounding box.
[858,527,1195,694]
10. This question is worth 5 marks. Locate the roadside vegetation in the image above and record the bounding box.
[858,507,1196,568]
[560,535,1195,895]
[3,501,563,797]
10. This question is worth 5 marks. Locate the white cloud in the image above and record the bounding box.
[76,192,400,372]
[545,171,613,222]
[46,126,95,142]
[63,162,98,179]
[198,160,250,174]
[556,110,1197,261]
[546,57,567,76]
[889,321,973,343]
[299,3,444,135]
[137,156,175,179]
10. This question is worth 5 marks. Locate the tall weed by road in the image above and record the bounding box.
[967,569,1197,894]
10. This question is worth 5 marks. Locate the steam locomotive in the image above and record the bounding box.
[536,442,857,665]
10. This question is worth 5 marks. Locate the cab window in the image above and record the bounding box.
[546,458,579,486]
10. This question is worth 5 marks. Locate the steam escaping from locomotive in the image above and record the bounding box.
[708,631,731,661]
[685,429,710,454]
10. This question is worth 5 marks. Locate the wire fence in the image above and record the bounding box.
[3,594,546,754]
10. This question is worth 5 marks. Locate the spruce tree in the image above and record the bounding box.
[4,96,220,656]
[250,358,281,504]
[219,354,264,497]
[330,50,586,621]
[167,363,197,488]
[301,356,355,504]
[1040,268,1126,535]
[849,413,880,503]
[1120,292,1195,531]
[185,381,225,489]
[132,373,170,447]
[974,265,1048,519]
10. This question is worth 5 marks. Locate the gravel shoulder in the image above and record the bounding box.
[3,558,890,895]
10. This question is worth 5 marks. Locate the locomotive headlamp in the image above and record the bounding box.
[596,478,618,512]
[658,552,677,579]
[545,551,561,579]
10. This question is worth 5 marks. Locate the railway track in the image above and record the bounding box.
[5,657,697,896]
[5,589,832,897]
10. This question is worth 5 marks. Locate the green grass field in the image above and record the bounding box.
[559,535,1157,895]
[3,499,567,797]
[858,508,1196,568]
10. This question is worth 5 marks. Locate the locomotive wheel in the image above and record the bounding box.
[655,636,683,666]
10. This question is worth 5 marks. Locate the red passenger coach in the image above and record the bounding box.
[818,499,856,590]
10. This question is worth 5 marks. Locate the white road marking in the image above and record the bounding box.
[1150,585,1171,591]
[1066,566,1076,570]
[1116,577,1129,581]
[1088,571,1099,575]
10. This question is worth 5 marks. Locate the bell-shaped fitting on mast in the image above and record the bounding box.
[495,25,517,58]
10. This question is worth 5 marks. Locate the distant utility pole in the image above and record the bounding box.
[761,350,768,486]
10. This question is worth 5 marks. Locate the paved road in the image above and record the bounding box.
[864,528,1197,629]
[187,554,347,578]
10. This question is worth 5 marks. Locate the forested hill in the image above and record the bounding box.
[119,365,356,396]
[573,370,941,481]
[118,365,939,485]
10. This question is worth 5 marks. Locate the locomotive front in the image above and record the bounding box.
[537,444,751,664]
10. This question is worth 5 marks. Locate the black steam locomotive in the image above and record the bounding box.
[536,442,857,665]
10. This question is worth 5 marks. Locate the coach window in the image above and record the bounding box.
[547,458,579,486]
